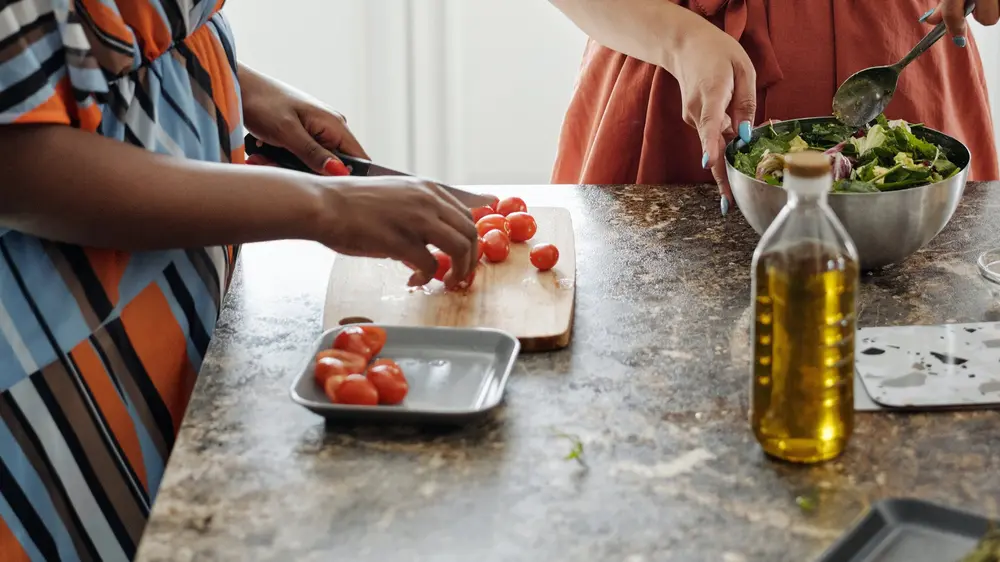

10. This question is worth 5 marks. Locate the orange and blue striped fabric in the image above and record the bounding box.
[0,1,243,560]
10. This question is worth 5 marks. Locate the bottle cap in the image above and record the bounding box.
[784,151,831,178]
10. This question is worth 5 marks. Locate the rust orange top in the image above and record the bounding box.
[553,0,999,184]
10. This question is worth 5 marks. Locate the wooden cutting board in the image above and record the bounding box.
[323,206,575,351]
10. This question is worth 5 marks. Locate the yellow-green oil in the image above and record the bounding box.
[750,245,857,463]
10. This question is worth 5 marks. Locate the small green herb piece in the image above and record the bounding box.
[554,432,586,465]
[795,493,818,513]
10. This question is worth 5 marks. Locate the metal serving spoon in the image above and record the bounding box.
[832,1,975,127]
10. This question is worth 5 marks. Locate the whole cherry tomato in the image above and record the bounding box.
[530,243,559,271]
[334,374,379,406]
[476,214,510,237]
[506,212,537,243]
[482,229,511,262]
[366,362,409,405]
[485,194,500,211]
[316,349,367,376]
[471,206,494,223]
[315,356,351,388]
[477,237,485,262]
[431,250,452,282]
[496,197,527,216]
[358,325,387,357]
[333,326,374,360]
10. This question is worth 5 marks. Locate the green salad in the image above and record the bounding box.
[731,114,961,193]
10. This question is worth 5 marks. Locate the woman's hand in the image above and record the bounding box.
[664,17,756,214]
[239,64,368,175]
[317,176,480,288]
[923,0,999,46]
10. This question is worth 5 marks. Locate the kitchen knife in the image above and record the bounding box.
[244,133,493,208]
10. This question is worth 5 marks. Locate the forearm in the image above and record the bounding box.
[549,0,709,72]
[0,125,325,250]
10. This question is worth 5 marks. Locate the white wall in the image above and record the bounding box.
[226,2,1000,186]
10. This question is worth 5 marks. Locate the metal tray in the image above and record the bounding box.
[817,498,994,562]
[290,325,520,424]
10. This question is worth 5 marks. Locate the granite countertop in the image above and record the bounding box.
[135,183,1000,562]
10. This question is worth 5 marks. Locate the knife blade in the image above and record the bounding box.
[244,133,493,208]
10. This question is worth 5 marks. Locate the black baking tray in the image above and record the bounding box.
[817,498,994,561]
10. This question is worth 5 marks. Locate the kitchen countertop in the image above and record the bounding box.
[135,183,1000,562]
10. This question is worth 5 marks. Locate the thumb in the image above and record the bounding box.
[288,128,350,176]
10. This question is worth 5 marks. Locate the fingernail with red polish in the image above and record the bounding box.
[323,158,351,176]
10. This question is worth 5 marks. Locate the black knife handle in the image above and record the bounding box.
[243,133,371,176]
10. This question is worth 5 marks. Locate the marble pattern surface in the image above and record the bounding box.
[134,184,1000,562]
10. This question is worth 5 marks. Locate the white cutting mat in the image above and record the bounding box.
[856,322,1000,409]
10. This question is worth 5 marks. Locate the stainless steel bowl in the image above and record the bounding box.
[725,117,970,270]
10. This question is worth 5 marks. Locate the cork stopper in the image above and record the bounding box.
[784,151,831,178]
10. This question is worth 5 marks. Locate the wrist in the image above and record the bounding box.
[656,9,721,74]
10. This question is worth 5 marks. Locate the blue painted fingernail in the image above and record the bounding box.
[701,152,710,169]
[919,8,933,22]
[953,35,967,48]
[738,121,752,144]
[720,197,730,217]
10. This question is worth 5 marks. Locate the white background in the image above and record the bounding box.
[225,1,1000,186]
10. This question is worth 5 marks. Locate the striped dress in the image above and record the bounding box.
[0,1,243,560]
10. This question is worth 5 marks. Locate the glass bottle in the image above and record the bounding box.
[749,151,860,464]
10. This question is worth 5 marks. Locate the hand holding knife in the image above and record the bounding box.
[244,133,493,208]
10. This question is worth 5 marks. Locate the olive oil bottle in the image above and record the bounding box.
[749,151,860,464]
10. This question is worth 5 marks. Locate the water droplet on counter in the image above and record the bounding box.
[556,278,574,290]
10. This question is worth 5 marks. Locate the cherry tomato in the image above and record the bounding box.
[485,194,500,211]
[506,212,537,243]
[323,373,349,401]
[334,374,379,406]
[315,356,351,388]
[496,197,527,216]
[477,237,485,262]
[471,206,494,223]
[482,229,511,262]
[333,326,374,360]
[432,250,452,282]
[530,243,559,271]
[357,325,387,357]
[368,358,403,378]
[366,362,409,405]
[446,266,477,291]
[476,214,510,237]
[316,349,367,375]
[370,358,397,369]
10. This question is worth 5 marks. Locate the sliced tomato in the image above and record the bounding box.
[476,214,510,237]
[333,326,375,360]
[316,349,367,375]
[482,229,510,262]
[315,356,350,389]
[431,250,452,282]
[333,374,379,406]
[323,373,349,401]
[366,361,409,405]
[496,197,527,216]
[530,243,559,271]
[358,325,387,357]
